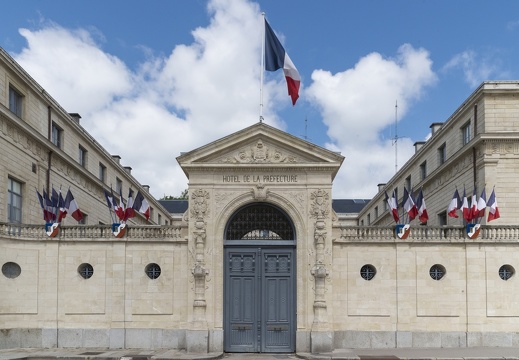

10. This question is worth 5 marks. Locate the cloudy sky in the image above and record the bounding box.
[2,0,518,199]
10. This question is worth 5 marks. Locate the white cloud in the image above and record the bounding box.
[14,0,289,199]
[306,44,437,198]
[13,0,438,202]
[442,50,504,87]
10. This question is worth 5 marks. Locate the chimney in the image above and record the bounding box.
[142,185,150,192]
[414,141,426,153]
[124,166,132,174]
[69,113,81,124]
[430,122,443,135]
[377,183,386,193]
[112,155,121,164]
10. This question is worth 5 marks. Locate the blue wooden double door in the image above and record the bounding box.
[224,246,296,353]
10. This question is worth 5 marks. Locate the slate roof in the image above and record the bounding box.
[158,199,369,215]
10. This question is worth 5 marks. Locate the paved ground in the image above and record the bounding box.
[2,347,519,360]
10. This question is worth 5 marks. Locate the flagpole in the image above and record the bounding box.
[259,12,265,123]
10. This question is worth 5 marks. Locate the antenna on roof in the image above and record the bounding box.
[301,115,311,141]
[392,100,399,173]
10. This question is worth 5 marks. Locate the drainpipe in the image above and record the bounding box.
[472,147,477,189]
[47,106,52,193]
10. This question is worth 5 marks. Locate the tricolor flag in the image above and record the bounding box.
[64,189,83,222]
[415,188,429,224]
[402,187,419,221]
[104,188,124,221]
[264,19,300,106]
[385,190,399,223]
[133,190,150,221]
[469,187,478,221]
[124,188,136,221]
[447,189,461,218]
[51,187,60,220]
[36,190,54,223]
[476,188,487,219]
[43,189,57,222]
[461,187,471,222]
[57,190,67,222]
[487,188,500,222]
[116,188,126,221]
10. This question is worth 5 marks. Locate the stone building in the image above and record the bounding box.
[1,46,519,354]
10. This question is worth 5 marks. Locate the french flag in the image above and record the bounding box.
[264,19,300,106]
[487,188,500,222]
[402,187,418,221]
[133,190,150,221]
[64,189,83,222]
[415,188,429,224]
[385,190,399,223]
[447,188,461,218]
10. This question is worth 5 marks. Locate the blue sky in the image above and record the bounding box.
[2,0,518,199]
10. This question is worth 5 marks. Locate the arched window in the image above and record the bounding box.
[226,204,294,240]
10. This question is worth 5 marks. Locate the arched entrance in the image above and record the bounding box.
[223,203,296,353]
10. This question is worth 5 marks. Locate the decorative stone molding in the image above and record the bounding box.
[219,139,298,164]
[189,188,210,327]
[310,189,330,220]
[190,189,210,221]
[309,189,331,330]
[251,183,269,201]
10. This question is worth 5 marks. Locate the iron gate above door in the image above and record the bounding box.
[223,204,296,353]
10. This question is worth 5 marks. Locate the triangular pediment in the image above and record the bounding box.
[177,123,344,174]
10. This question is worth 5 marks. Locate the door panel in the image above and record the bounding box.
[224,247,295,353]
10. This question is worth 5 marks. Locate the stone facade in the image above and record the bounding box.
[1,47,519,353]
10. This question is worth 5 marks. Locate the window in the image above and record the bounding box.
[461,121,471,145]
[79,145,87,167]
[9,86,23,117]
[99,163,106,182]
[78,263,94,279]
[78,213,87,225]
[367,213,371,225]
[429,264,446,280]
[499,265,515,281]
[360,264,376,280]
[145,263,161,279]
[2,262,21,279]
[420,161,427,181]
[374,206,379,219]
[158,214,162,225]
[438,211,447,226]
[438,143,446,165]
[51,122,62,148]
[405,175,412,192]
[116,178,123,194]
[7,178,22,223]
[150,207,154,222]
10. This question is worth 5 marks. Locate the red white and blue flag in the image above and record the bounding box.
[133,190,150,221]
[385,190,399,223]
[36,190,54,223]
[476,188,487,219]
[461,187,471,222]
[402,187,419,221]
[415,188,429,223]
[64,189,83,222]
[264,19,300,106]
[124,188,136,221]
[469,187,478,221]
[487,188,500,222]
[57,189,67,222]
[447,189,461,218]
